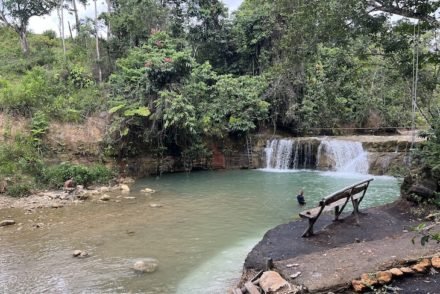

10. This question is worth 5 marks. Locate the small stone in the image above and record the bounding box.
[0,220,15,226]
[376,271,392,284]
[289,271,301,279]
[259,271,289,293]
[79,251,89,258]
[389,268,404,277]
[133,258,159,273]
[352,280,367,292]
[403,230,409,233]
[412,258,431,273]
[73,250,82,257]
[361,273,378,286]
[141,188,156,193]
[432,256,440,269]
[400,267,414,274]
[149,203,163,208]
[286,263,299,268]
[100,194,110,201]
[51,204,63,209]
[124,197,136,200]
[355,238,361,243]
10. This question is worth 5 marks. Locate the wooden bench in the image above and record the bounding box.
[299,178,374,237]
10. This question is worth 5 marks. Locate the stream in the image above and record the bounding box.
[0,170,400,293]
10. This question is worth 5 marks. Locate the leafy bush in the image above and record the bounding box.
[7,183,32,198]
[41,163,114,188]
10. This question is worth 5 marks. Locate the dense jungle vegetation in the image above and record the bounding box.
[0,0,439,196]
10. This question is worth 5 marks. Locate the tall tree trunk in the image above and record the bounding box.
[18,28,29,55]
[105,0,112,39]
[68,21,74,39]
[57,1,66,58]
[72,0,80,33]
[94,0,102,82]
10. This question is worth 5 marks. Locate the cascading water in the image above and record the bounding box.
[264,138,369,173]
[264,139,315,170]
[265,139,294,169]
[317,139,369,174]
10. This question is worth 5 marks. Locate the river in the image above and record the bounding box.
[0,170,400,293]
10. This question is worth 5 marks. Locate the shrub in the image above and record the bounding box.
[7,183,32,198]
[42,163,114,188]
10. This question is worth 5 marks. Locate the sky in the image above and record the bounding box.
[29,0,244,37]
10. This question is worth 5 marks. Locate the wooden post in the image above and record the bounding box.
[265,258,273,271]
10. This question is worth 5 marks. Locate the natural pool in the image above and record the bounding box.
[0,170,401,293]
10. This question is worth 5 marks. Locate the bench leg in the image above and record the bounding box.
[352,199,360,225]
[302,218,316,237]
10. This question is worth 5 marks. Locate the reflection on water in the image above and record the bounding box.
[0,170,400,293]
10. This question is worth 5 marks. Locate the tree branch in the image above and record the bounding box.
[367,0,437,23]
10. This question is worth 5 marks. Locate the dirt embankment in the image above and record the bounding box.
[240,200,440,293]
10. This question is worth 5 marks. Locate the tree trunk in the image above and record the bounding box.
[18,28,29,55]
[72,0,80,33]
[94,0,102,82]
[105,0,112,39]
[57,1,66,58]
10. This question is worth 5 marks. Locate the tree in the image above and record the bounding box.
[64,0,87,34]
[0,0,58,54]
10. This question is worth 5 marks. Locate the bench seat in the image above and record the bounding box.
[299,178,373,237]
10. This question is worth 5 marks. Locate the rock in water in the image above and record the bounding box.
[259,271,289,293]
[73,250,82,257]
[120,184,130,193]
[0,219,15,226]
[149,203,163,208]
[141,188,156,194]
[73,250,89,258]
[100,194,110,201]
[133,258,159,273]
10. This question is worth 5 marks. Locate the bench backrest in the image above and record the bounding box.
[319,178,374,206]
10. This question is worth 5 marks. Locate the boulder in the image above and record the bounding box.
[0,180,7,193]
[352,280,367,293]
[100,194,110,201]
[0,219,15,226]
[120,184,130,193]
[389,268,404,277]
[412,258,431,273]
[408,184,436,199]
[431,256,440,269]
[360,273,378,287]
[259,271,289,293]
[63,178,76,191]
[376,271,392,284]
[133,258,159,273]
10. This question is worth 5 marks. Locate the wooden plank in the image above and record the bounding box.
[245,282,261,294]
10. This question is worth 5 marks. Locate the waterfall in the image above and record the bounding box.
[317,139,369,174]
[264,139,315,170]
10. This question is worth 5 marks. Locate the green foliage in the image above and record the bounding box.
[412,223,440,246]
[30,110,49,148]
[107,32,269,159]
[41,163,114,188]
[7,183,32,198]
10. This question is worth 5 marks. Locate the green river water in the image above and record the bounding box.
[0,170,400,293]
